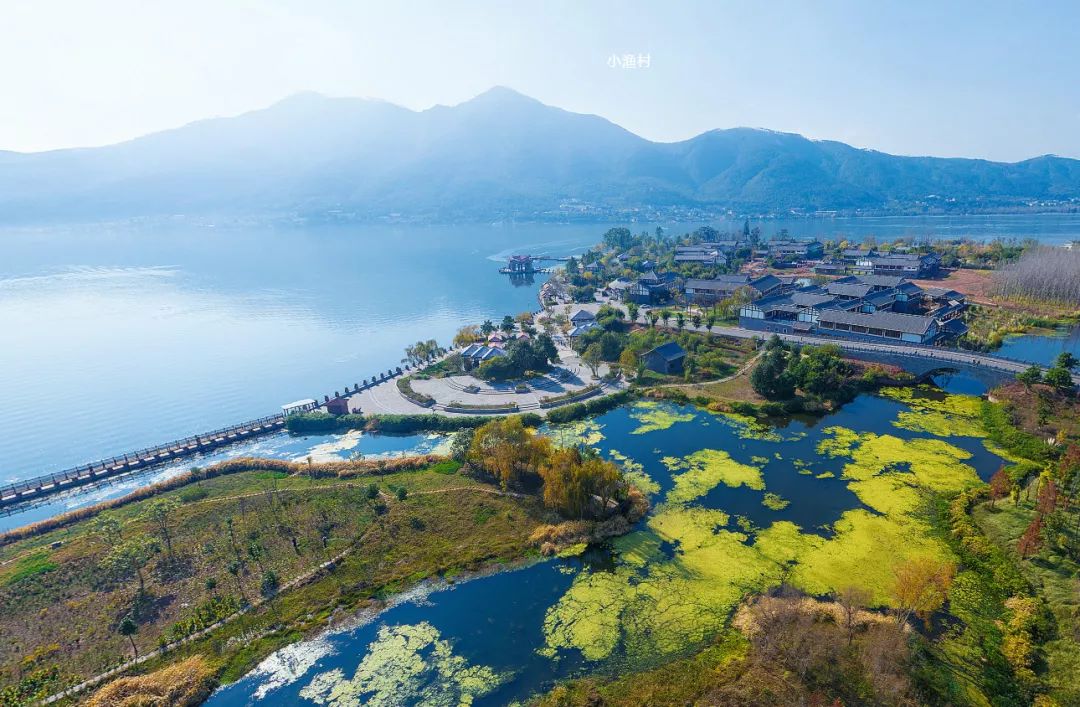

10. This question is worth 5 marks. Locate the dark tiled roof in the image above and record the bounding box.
[826,282,874,299]
[818,309,936,335]
[749,274,783,292]
[864,291,896,307]
[789,291,837,308]
[685,274,752,292]
[645,341,687,361]
[853,274,906,289]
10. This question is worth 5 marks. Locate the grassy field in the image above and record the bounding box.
[975,498,1080,705]
[0,461,551,704]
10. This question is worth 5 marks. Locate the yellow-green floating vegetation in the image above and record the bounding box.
[710,411,782,441]
[816,427,981,494]
[880,386,987,438]
[892,410,986,438]
[629,401,696,435]
[791,509,952,606]
[815,471,836,479]
[879,386,984,418]
[611,531,666,568]
[761,492,790,511]
[662,450,764,503]
[540,411,976,670]
[299,622,510,706]
[846,472,922,517]
[547,419,605,448]
[608,449,660,496]
[542,504,777,663]
[556,542,588,558]
[750,455,770,465]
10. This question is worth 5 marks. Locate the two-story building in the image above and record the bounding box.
[626,271,676,305]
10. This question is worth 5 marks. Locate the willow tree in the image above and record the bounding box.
[467,417,551,490]
[539,447,623,519]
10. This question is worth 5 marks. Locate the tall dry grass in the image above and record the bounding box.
[85,655,215,707]
[992,247,1080,306]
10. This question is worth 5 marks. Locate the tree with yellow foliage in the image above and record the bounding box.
[467,417,551,490]
[539,447,623,519]
[891,556,955,627]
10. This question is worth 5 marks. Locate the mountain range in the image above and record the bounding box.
[2,86,1079,223]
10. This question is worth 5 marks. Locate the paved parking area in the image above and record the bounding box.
[345,346,618,416]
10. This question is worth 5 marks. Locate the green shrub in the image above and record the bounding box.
[430,460,463,475]
[545,390,633,423]
[3,552,58,586]
[179,486,209,503]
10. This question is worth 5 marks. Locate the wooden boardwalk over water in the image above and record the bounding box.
[0,415,286,508]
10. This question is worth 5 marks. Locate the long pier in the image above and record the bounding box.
[0,367,411,511]
[0,415,287,508]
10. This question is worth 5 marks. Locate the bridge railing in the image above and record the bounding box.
[0,413,285,501]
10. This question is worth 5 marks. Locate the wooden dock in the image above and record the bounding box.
[0,415,286,508]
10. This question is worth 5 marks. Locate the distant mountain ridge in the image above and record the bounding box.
[2,86,1079,223]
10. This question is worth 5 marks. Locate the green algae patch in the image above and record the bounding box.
[817,426,861,457]
[753,521,823,566]
[556,542,588,559]
[608,449,660,496]
[299,621,509,706]
[612,531,665,568]
[882,387,987,438]
[792,509,953,606]
[751,455,770,466]
[710,411,782,441]
[815,471,836,479]
[547,419,605,448]
[761,492,790,511]
[649,505,731,550]
[892,409,986,438]
[879,386,984,418]
[817,427,980,493]
[664,450,764,504]
[542,504,779,664]
[846,473,922,517]
[629,401,696,435]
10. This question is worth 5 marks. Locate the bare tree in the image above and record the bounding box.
[992,247,1080,305]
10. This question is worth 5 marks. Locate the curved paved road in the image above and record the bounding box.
[649,319,1080,385]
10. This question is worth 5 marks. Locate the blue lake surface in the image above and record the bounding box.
[996,326,1080,366]
[1,215,1077,484]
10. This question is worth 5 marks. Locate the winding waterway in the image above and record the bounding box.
[203,382,1010,705]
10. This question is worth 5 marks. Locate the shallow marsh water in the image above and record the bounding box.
[207,383,1009,706]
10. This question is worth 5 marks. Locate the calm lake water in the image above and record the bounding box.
[2,215,1076,703]
[205,388,1009,706]
[3,214,1080,486]
[996,326,1080,366]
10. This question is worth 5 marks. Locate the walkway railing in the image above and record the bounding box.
[0,414,286,507]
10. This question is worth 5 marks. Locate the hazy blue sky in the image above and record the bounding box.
[2,0,1077,160]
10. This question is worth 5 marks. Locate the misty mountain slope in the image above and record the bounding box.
[1,87,1078,221]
